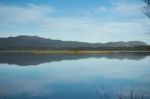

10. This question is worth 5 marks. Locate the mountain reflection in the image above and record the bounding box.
[0,52,150,66]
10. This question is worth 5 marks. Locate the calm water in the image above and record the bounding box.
[0,53,150,99]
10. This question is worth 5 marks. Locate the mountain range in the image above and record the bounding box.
[0,35,148,49]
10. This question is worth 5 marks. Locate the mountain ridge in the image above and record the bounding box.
[0,35,148,49]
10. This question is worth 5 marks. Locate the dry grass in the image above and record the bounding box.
[0,50,150,54]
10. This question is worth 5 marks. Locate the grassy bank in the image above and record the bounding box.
[0,50,150,54]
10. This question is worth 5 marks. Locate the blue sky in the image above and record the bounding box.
[0,0,150,43]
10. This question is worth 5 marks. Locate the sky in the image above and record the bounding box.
[0,0,150,43]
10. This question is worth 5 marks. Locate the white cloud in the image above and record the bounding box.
[0,4,54,23]
[92,6,108,14]
[0,3,149,43]
[91,1,144,16]
[0,3,147,30]
[0,4,90,30]
[112,2,144,16]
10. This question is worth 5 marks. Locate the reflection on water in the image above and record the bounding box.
[0,52,150,66]
[0,53,150,99]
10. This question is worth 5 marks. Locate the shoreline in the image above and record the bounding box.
[0,50,150,54]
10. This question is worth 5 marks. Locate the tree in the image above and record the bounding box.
[143,0,150,17]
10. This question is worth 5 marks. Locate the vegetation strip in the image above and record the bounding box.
[0,50,150,54]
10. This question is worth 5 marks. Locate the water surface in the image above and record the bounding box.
[0,53,150,99]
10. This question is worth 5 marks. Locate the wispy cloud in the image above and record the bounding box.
[92,6,108,14]
[92,0,144,17]
[0,4,54,23]
[0,4,91,30]
[0,2,149,43]
[112,2,144,16]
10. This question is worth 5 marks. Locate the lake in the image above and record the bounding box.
[0,53,150,99]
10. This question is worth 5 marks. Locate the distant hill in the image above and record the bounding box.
[0,35,148,49]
